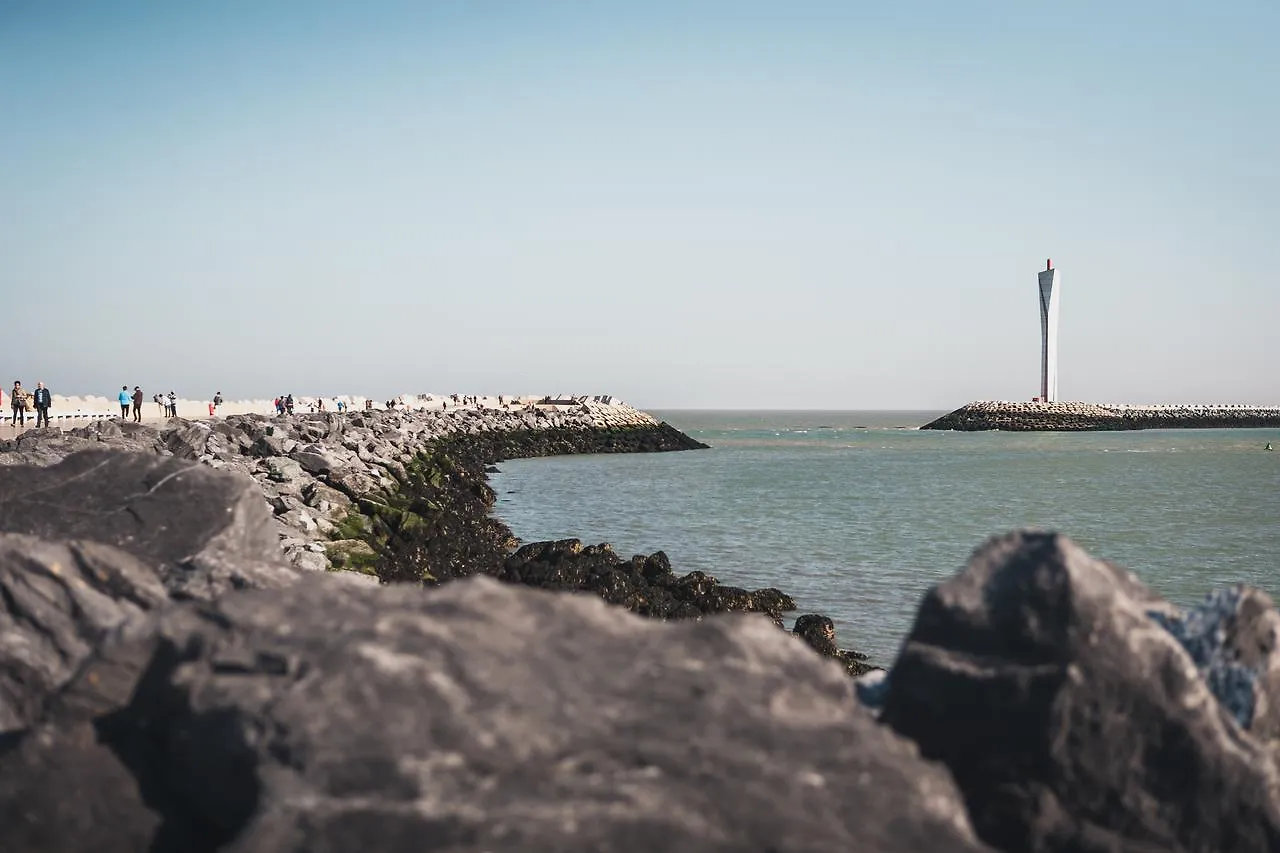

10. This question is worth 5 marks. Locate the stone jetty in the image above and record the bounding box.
[0,397,877,675]
[0,399,683,575]
[922,400,1280,431]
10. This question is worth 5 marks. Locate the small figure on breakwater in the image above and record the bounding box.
[118,386,130,419]
[33,382,51,428]
[9,381,28,427]
[1267,443,1274,451]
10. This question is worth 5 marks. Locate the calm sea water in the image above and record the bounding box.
[490,411,1280,665]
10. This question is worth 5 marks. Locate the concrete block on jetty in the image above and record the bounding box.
[922,400,1280,431]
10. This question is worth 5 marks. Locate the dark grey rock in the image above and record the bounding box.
[0,431,101,468]
[265,457,304,483]
[0,449,297,601]
[0,534,169,732]
[290,450,336,475]
[5,576,990,853]
[251,434,287,458]
[161,420,211,460]
[300,481,351,516]
[0,723,162,853]
[793,614,879,677]
[326,467,381,499]
[880,531,1280,853]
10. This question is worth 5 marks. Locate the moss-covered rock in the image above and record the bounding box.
[324,539,379,574]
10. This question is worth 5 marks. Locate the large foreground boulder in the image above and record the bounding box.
[0,534,169,732]
[0,449,297,600]
[1,574,991,853]
[880,531,1280,853]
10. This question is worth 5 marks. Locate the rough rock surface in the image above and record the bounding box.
[0,534,169,732]
[0,449,298,601]
[880,531,1280,853]
[0,573,990,853]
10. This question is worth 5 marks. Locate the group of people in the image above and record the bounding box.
[128,389,221,420]
[6,381,53,428]
[5,387,547,430]
[117,386,155,422]
[273,395,354,416]
[310,397,348,413]
[151,391,180,418]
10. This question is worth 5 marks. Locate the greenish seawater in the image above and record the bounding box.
[490,410,1280,666]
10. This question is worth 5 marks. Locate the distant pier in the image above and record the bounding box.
[921,401,1280,432]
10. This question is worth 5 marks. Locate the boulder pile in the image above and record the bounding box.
[2,450,1278,851]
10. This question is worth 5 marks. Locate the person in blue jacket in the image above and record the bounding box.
[118,385,130,419]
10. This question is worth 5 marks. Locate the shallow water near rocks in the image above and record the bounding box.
[490,410,1280,665]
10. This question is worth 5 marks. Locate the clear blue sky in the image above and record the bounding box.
[3,1,1277,408]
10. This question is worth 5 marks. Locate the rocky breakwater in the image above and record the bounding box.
[0,401,876,675]
[0,401,695,577]
[922,400,1280,431]
[3,456,1279,852]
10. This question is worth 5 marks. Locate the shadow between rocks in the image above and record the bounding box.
[93,639,261,853]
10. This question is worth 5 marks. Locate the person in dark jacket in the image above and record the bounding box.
[131,386,144,422]
[32,381,52,428]
[10,381,26,427]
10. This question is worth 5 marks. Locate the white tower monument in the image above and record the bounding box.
[1038,258,1061,402]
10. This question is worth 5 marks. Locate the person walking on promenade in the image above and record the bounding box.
[131,386,144,422]
[213,391,224,410]
[167,391,177,418]
[10,381,27,427]
[32,381,52,428]
[118,386,130,419]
